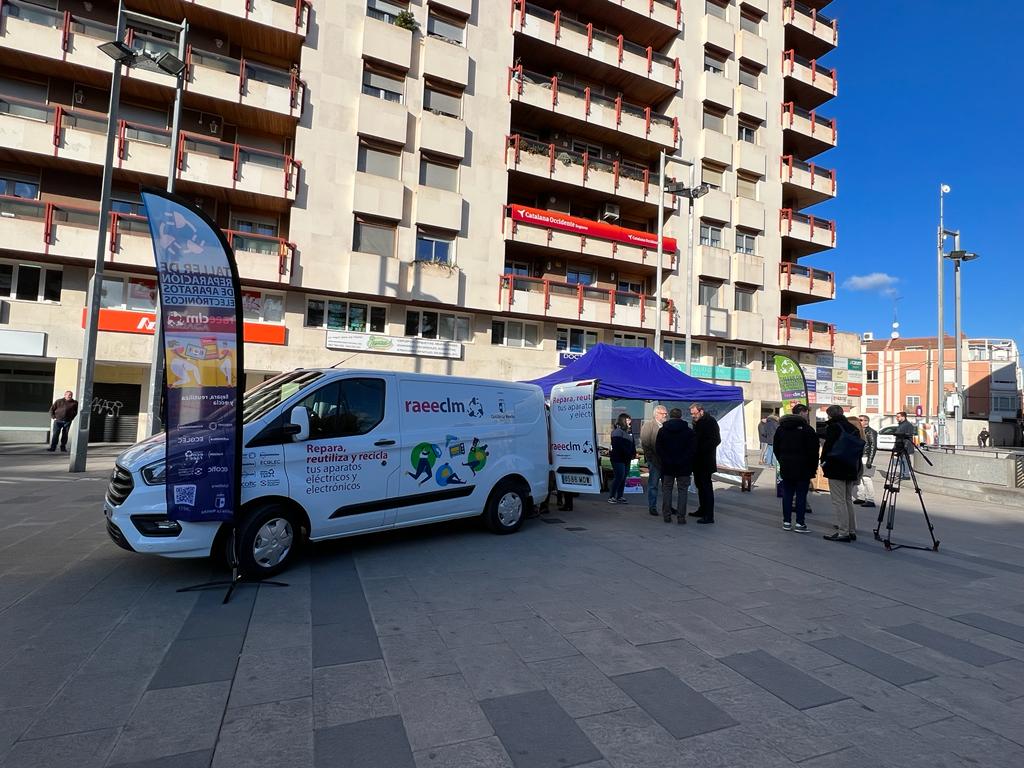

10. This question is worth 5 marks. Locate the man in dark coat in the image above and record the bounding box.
[48,390,79,452]
[655,408,696,524]
[772,404,819,532]
[821,404,861,542]
[894,411,916,478]
[688,403,720,524]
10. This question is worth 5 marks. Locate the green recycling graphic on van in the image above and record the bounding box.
[407,436,487,487]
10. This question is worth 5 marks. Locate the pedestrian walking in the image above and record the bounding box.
[854,415,877,508]
[47,390,79,452]
[763,415,779,466]
[641,405,669,516]
[978,428,990,448]
[772,403,818,532]
[655,408,695,523]
[821,404,865,542]
[608,414,635,504]
[894,411,916,479]
[758,417,769,465]
[688,403,720,524]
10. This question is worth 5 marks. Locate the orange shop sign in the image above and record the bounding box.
[509,205,678,254]
[81,308,287,345]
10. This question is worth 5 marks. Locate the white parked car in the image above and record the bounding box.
[877,425,898,451]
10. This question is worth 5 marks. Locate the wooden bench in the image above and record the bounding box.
[717,466,755,492]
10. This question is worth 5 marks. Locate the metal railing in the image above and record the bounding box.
[780,155,836,191]
[778,315,835,348]
[780,262,835,295]
[498,273,674,325]
[505,134,656,195]
[782,0,837,39]
[779,208,836,243]
[783,49,837,91]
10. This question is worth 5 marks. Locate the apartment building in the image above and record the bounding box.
[863,335,1023,445]
[0,0,855,444]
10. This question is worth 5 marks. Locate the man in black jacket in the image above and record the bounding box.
[772,404,819,532]
[656,408,695,524]
[47,390,79,452]
[854,415,877,508]
[688,403,721,524]
[894,411,916,478]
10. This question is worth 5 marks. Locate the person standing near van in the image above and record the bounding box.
[772,404,818,532]
[47,390,79,452]
[821,405,864,542]
[640,405,668,516]
[855,415,877,508]
[656,408,695,523]
[609,414,635,504]
[894,411,916,479]
[689,403,720,524]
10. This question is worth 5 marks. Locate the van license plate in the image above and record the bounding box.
[560,473,591,486]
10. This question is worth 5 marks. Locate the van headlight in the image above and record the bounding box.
[141,460,167,486]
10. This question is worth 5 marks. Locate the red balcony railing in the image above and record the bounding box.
[780,101,837,143]
[498,274,674,325]
[505,134,658,197]
[782,49,837,93]
[779,208,836,244]
[780,262,835,296]
[778,315,835,348]
[782,0,838,43]
[0,194,104,255]
[780,155,836,193]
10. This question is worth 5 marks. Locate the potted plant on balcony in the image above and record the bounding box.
[394,10,419,32]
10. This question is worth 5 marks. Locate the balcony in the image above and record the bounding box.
[732,252,764,286]
[783,0,838,59]
[423,34,469,88]
[498,274,675,331]
[780,263,835,304]
[782,50,836,110]
[780,155,836,207]
[692,306,728,338]
[505,134,661,209]
[696,246,731,281]
[781,102,837,159]
[778,315,835,351]
[502,205,674,273]
[179,0,310,38]
[779,209,835,256]
[0,2,305,122]
[512,2,680,104]
[733,311,763,344]
[0,95,299,206]
[508,68,678,150]
[363,14,413,71]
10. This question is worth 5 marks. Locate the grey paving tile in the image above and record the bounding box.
[809,635,935,686]
[380,630,458,684]
[576,706,687,768]
[952,612,1024,644]
[105,750,213,768]
[212,697,313,768]
[782,746,881,768]
[807,663,951,730]
[678,598,766,631]
[310,552,366,627]
[451,642,544,701]
[565,628,658,677]
[884,623,1012,667]
[395,673,493,752]
[107,681,230,765]
[413,736,514,768]
[175,588,255,640]
[313,618,382,668]
[0,706,39,755]
[481,690,602,768]
[2,727,119,768]
[528,655,634,718]
[147,633,244,690]
[436,620,505,649]
[611,667,737,739]
[719,650,849,710]
[671,723,799,768]
[527,600,606,635]
[242,618,312,652]
[495,617,578,662]
[0,649,89,709]
[314,659,397,729]
[914,715,1024,766]
[703,680,802,725]
[23,670,150,739]
[228,645,312,708]
[314,715,415,768]
[638,638,749,692]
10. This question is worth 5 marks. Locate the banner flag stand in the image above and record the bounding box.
[139,187,287,604]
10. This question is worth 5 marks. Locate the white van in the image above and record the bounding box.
[105,369,562,578]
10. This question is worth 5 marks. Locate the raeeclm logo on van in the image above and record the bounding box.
[404,396,484,418]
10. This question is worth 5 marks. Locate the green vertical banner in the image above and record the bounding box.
[774,354,808,410]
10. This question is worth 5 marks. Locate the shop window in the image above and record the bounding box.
[405,310,471,341]
[305,298,386,333]
[556,326,598,353]
[242,290,285,323]
[0,262,62,303]
[491,319,539,348]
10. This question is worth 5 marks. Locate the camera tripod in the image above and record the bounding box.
[873,439,939,552]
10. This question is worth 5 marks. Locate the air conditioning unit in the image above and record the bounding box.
[600,203,620,222]
[862,332,874,341]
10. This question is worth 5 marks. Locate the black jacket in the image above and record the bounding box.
[863,426,877,466]
[49,398,79,422]
[772,415,819,481]
[692,414,721,475]
[655,418,696,476]
[895,420,916,453]
[821,417,860,481]
[610,427,636,464]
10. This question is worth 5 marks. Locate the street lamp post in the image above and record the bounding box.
[937,184,948,444]
[68,6,188,472]
[946,249,980,449]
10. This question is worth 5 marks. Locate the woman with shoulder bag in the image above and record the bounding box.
[820,405,865,542]
[609,414,636,504]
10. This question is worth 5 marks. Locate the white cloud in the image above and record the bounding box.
[843,272,899,296]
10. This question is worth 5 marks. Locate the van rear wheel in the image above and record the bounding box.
[485,479,528,534]
[237,503,301,579]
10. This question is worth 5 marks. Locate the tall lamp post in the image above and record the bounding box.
[68,7,187,472]
[946,249,980,449]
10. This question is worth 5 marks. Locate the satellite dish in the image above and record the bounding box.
[892,322,900,329]
[891,331,900,339]
[941,184,951,194]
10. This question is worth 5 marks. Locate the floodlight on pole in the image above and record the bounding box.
[98,39,136,65]
[944,247,981,449]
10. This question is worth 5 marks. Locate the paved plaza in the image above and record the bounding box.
[2,446,1024,768]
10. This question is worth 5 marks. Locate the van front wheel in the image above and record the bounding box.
[237,503,300,579]
[485,479,528,534]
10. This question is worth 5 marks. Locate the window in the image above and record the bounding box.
[426,9,465,44]
[702,107,726,133]
[415,228,455,264]
[663,340,702,362]
[0,262,62,303]
[491,319,540,348]
[700,221,723,248]
[703,50,726,75]
[231,215,280,255]
[366,0,406,24]
[705,0,729,20]
[566,266,594,286]
[905,369,921,384]
[942,369,955,383]
[738,63,761,89]
[867,369,879,383]
[305,298,386,333]
[419,154,459,191]
[111,197,144,216]
[556,327,598,353]
[698,280,720,308]
[617,278,643,296]
[405,310,471,341]
[866,396,879,409]
[702,163,724,190]
[504,260,530,276]
[353,217,396,258]
[717,345,748,367]
[571,139,602,158]
[905,395,921,408]
[738,119,758,144]
[760,351,780,371]
[99,276,156,311]
[0,173,39,199]
[740,10,761,34]
[734,286,755,312]
[357,140,401,179]
[299,378,386,440]
[736,173,759,201]
[423,80,462,119]
[735,229,757,255]
[242,290,285,323]
[362,64,404,103]
[614,333,648,348]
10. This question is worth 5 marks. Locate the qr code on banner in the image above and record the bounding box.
[173,485,197,507]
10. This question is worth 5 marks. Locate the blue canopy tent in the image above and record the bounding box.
[524,344,747,469]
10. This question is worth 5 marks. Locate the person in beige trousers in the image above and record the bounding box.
[820,404,863,542]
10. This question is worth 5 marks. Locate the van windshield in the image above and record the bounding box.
[243,370,324,424]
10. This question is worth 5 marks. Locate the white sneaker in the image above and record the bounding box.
[782,521,792,531]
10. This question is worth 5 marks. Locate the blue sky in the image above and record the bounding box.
[809,1,1024,351]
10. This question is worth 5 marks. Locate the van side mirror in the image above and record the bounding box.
[287,406,310,442]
